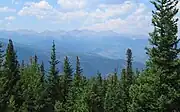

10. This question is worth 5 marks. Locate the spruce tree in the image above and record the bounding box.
[146,0,180,111]
[0,39,19,111]
[47,40,60,111]
[18,57,45,111]
[120,69,128,112]
[62,56,73,103]
[49,41,59,79]
[126,48,133,85]
[34,54,38,65]
[104,72,121,112]
[69,56,85,111]
[74,56,83,87]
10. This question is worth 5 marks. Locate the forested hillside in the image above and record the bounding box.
[0,0,180,112]
[0,38,144,76]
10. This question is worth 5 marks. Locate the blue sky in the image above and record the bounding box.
[0,0,176,35]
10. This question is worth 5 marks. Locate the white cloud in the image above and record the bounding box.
[5,16,16,21]
[0,7,16,12]
[81,2,152,35]
[18,1,54,19]
[94,1,135,19]
[81,1,136,26]
[18,1,88,21]
[25,1,52,9]
[57,0,86,9]
[18,0,153,35]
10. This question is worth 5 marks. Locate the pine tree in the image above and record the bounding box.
[47,40,60,111]
[40,61,45,83]
[129,70,158,112]
[96,71,105,112]
[18,57,45,111]
[0,39,20,111]
[146,0,180,111]
[62,56,73,103]
[120,69,128,112]
[68,56,85,111]
[34,54,38,65]
[74,56,83,87]
[126,48,133,85]
[49,41,59,79]
[104,72,122,112]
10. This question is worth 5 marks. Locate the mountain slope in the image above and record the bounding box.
[0,38,144,76]
[0,30,149,63]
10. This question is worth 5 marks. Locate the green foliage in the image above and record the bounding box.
[0,0,179,111]
[46,41,61,111]
[126,48,133,85]
[62,56,73,103]
[104,73,121,112]
[129,70,159,112]
[129,0,180,111]
[0,39,20,111]
[146,0,180,111]
[18,56,45,111]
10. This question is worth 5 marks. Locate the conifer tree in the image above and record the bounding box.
[96,71,105,112]
[126,48,133,85]
[62,56,73,103]
[146,0,180,111]
[49,41,59,79]
[34,54,38,65]
[40,61,45,83]
[69,56,85,111]
[47,41,60,111]
[0,39,20,111]
[74,56,83,87]
[19,57,45,111]
[104,72,121,112]
[120,69,128,112]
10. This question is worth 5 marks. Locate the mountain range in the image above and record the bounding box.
[0,29,148,76]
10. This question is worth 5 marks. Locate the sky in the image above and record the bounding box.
[0,0,179,36]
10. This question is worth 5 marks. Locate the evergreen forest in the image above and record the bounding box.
[0,0,180,111]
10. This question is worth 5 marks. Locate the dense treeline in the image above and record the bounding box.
[0,0,180,111]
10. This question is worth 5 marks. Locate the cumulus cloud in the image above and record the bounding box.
[18,1,87,21]
[18,0,153,35]
[94,1,135,19]
[18,1,54,19]
[0,7,16,12]
[5,16,16,21]
[57,0,86,9]
[81,2,152,35]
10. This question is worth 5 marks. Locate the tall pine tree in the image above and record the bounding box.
[62,56,73,103]
[0,39,19,111]
[74,56,83,87]
[126,48,133,85]
[46,40,60,111]
[146,0,180,111]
